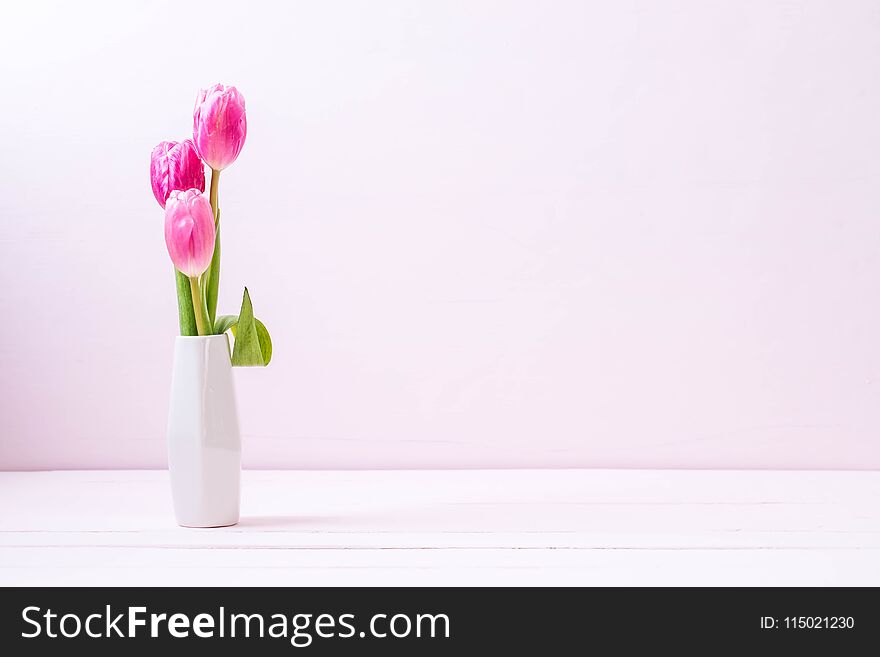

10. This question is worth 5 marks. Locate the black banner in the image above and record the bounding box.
[0,587,874,653]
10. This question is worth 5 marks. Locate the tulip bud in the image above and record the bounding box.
[164,189,216,277]
[150,140,205,209]
[192,84,247,171]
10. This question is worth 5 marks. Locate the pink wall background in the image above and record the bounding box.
[2,1,879,470]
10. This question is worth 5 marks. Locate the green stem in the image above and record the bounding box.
[175,269,197,336]
[209,168,220,221]
[205,168,221,328]
[189,275,209,336]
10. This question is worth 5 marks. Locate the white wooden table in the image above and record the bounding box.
[1,470,878,586]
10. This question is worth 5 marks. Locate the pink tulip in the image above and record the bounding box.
[164,189,216,277]
[150,140,205,209]
[192,84,247,171]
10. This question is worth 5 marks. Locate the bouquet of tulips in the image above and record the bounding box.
[150,84,271,366]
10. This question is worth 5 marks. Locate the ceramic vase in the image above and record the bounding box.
[167,334,241,527]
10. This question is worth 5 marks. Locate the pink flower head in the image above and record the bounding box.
[150,140,205,209]
[192,83,247,171]
[164,189,216,277]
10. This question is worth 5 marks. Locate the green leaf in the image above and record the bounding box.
[205,209,221,330]
[253,318,273,365]
[215,316,273,366]
[213,314,239,335]
[175,268,197,336]
[217,288,273,367]
[232,288,263,366]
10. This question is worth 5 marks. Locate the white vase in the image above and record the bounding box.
[167,334,241,528]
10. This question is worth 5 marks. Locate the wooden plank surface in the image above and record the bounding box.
[0,470,878,586]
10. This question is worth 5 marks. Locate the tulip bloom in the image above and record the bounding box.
[164,189,215,277]
[150,140,205,208]
[192,84,247,171]
[165,189,216,335]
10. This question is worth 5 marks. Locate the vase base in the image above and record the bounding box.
[176,520,239,529]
